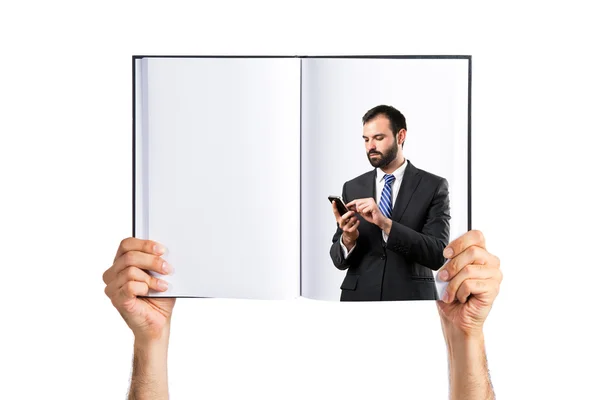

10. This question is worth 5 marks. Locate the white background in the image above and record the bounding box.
[301,58,469,300]
[1,1,599,399]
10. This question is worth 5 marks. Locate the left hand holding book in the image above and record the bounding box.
[103,238,175,342]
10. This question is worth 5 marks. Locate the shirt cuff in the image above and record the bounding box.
[340,238,356,258]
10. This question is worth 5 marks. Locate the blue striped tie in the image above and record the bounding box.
[379,174,396,219]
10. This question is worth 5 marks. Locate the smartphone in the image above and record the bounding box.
[328,195,349,215]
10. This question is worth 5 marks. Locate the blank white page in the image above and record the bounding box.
[136,57,301,299]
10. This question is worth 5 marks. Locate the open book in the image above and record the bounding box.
[133,55,471,301]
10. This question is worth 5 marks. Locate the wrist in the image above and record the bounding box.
[442,323,484,347]
[133,330,170,369]
[134,335,169,353]
[381,218,393,234]
[342,234,356,247]
[133,324,171,350]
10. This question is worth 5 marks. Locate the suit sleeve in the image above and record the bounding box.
[329,182,358,270]
[385,177,451,270]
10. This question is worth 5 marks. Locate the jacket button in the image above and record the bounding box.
[380,254,386,260]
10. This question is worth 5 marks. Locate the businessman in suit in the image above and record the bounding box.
[330,105,451,301]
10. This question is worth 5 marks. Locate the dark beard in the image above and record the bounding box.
[367,142,398,168]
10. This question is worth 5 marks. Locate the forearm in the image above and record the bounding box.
[443,326,495,400]
[383,178,450,267]
[129,332,170,400]
[383,219,446,268]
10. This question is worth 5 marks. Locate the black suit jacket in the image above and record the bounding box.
[330,160,450,301]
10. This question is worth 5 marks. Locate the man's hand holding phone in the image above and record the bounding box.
[331,197,360,249]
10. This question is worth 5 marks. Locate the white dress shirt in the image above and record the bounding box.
[341,159,408,258]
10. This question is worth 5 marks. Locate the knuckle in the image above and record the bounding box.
[446,282,457,297]
[125,281,136,292]
[122,252,135,266]
[145,240,157,254]
[119,237,132,252]
[125,266,137,280]
[467,246,478,258]
[102,269,110,284]
[463,265,474,275]
[446,260,456,276]
[472,229,485,243]
[460,281,471,294]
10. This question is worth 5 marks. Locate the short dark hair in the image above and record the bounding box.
[362,105,407,138]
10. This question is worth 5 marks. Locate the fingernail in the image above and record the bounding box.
[438,270,449,281]
[162,261,172,274]
[442,291,449,303]
[154,244,166,255]
[157,280,169,291]
[443,247,453,258]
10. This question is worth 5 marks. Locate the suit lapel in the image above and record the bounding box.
[369,169,377,199]
[391,160,422,222]
[356,169,377,199]
[352,169,380,236]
